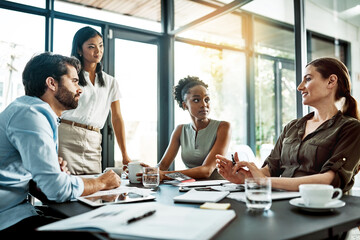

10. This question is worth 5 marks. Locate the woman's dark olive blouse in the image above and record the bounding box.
[263,111,360,193]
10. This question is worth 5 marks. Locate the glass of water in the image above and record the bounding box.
[142,166,160,188]
[245,178,272,211]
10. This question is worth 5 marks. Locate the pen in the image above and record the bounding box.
[127,210,156,224]
[231,154,236,166]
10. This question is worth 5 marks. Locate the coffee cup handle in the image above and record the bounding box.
[332,188,342,200]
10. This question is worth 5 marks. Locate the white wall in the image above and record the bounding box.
[243,0,360,103]
[305,1,360,103]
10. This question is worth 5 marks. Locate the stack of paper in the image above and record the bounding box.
[38,202,236,240]
[173,189,230,203]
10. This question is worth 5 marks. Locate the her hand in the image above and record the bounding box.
[216,154,247,184]
[58,157,70,175]
[159,170,172,182]
[235,161,265,179]
[122,155,131,166]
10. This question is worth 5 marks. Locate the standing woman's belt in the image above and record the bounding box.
[60,119,100,133]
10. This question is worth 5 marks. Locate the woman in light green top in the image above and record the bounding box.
[157,76,231,181]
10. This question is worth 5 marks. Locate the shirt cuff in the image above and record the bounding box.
[70,176,85,200]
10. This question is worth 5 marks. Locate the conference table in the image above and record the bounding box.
[47,180,360,240]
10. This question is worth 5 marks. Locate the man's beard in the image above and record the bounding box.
[55,84,79,110]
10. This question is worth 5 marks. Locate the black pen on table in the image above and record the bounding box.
[127,210,156,224]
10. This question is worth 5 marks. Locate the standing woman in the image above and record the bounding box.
[59,26,131,175]
[216,57,360,193]
[156,76,231,180]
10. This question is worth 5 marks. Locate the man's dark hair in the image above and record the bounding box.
[22,52,81,97]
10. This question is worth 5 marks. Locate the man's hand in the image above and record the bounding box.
[98,170,121,190]
[58,157,70,175]
[81,170,121,196]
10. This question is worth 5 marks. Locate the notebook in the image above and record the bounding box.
[173,189,230,203]
[38,202,236,240]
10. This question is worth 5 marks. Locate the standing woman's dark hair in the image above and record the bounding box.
[71,26,105,87]
[306,57,359,120]
[173,75,209,109]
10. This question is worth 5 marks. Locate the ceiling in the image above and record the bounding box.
[58,0,360,28]
[308,0,360,28]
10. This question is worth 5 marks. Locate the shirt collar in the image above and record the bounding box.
[83,70,98,86]
[296,110,342,139]
[296,110,342,128]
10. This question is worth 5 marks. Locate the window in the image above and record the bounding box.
[253,19,296,159]
[0,82,3,96]
[53,20,101,56]
[176,3,245,49]
[308,34,348,63]
[4,0,45,8]
[0,9,44,111]
[174,41,247,169]
[113,39,158,167]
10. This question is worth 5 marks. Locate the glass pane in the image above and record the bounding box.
[174,0,216,28]
[281,66,296,129]
[174,41,247,170]
[53,20,101,56]
[310,36,346,62]
[255,57,275,161]
[0,9,44,111]
[54,0,161,32]
[4,0,45,8]
[114,39,158,167]
[241,0,294,25]
[178,12,245,49]
[254,20,295,59]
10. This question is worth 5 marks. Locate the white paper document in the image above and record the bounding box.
[173,189,230,203]
[38,202,236,240]
[227,191,300,202]
[177,180,230,187]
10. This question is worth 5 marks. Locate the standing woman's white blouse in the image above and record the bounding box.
[62,70,121,128]
[59,70,121,174]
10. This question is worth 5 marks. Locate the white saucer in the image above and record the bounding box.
[289,197,345,212]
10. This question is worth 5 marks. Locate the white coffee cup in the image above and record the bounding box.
[103,167,123,177]
[127,161,143,183]
[299,184,342,207]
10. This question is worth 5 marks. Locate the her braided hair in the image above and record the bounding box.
[173,76,208,109]
[306,57,359,120]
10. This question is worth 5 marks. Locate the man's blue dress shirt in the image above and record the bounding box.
[0,96,84,230]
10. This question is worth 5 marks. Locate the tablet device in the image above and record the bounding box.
[165,172,195,183]
[78,191,156,207]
